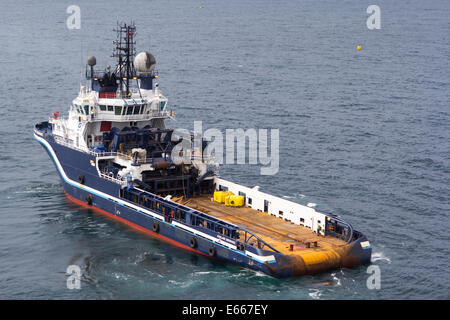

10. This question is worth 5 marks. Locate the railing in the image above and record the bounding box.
[96,151,129,159]
[121,109,172,119]
[128,186,280,254]
[53,136,91,153]
[94,109,173,121]
[49,115,69,122]
[53,136,129,159]
[240,229,280,253]
[54,137,212,168]
[321,211,354,243]
[215,178,359,244]
[50,108,172,124]
[99,172,126,185]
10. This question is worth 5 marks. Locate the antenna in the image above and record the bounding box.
[112,21,137,97]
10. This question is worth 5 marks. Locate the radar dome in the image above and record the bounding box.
[134,51,156,74]
[87,56,97,66]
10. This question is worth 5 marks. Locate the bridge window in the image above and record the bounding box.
[107,105,114,112]
[99,105,106,111]
[115,106,122,115]
[126,106,133,115]
[133,105,141,115]
[248,198,252,205]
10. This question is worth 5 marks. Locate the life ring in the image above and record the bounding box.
[189,237,197,248]
[78,175,85,184]
[208,246,216,257]
[152,221,160,233]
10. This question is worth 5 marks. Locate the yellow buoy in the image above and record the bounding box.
[200,6,203,8]
[357,45,362,51]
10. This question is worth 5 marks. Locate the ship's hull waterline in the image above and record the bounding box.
[34,130,371,278]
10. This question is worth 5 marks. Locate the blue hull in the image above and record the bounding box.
[34,129,372,278]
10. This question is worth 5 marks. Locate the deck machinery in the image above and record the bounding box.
[34,22,372,277]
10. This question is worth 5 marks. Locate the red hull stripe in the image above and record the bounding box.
[65,193,211,258]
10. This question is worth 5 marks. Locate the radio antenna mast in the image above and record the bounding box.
[112,21,137,97]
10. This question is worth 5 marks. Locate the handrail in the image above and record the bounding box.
[99,172,126,185]
[53,136,212,168]
[53,137,130,159]
[241,229,280,253]
[94,109,172,121]
[129,186,279,253]
[321,211,354,243]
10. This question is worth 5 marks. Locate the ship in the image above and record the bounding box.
[34,22,372,278]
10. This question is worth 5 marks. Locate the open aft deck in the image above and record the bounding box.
[178,195,348,257]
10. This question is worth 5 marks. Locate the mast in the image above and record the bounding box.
[112,21,137,97]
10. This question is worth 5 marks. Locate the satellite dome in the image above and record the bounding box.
[134,51,156,74]
[87,56,97,66]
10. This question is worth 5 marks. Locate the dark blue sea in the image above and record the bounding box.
[1,0,449,299]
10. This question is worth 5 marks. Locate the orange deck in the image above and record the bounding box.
[178,195,348,257]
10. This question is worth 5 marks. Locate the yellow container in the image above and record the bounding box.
[225,195,244,207]
[213,191,233,203]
